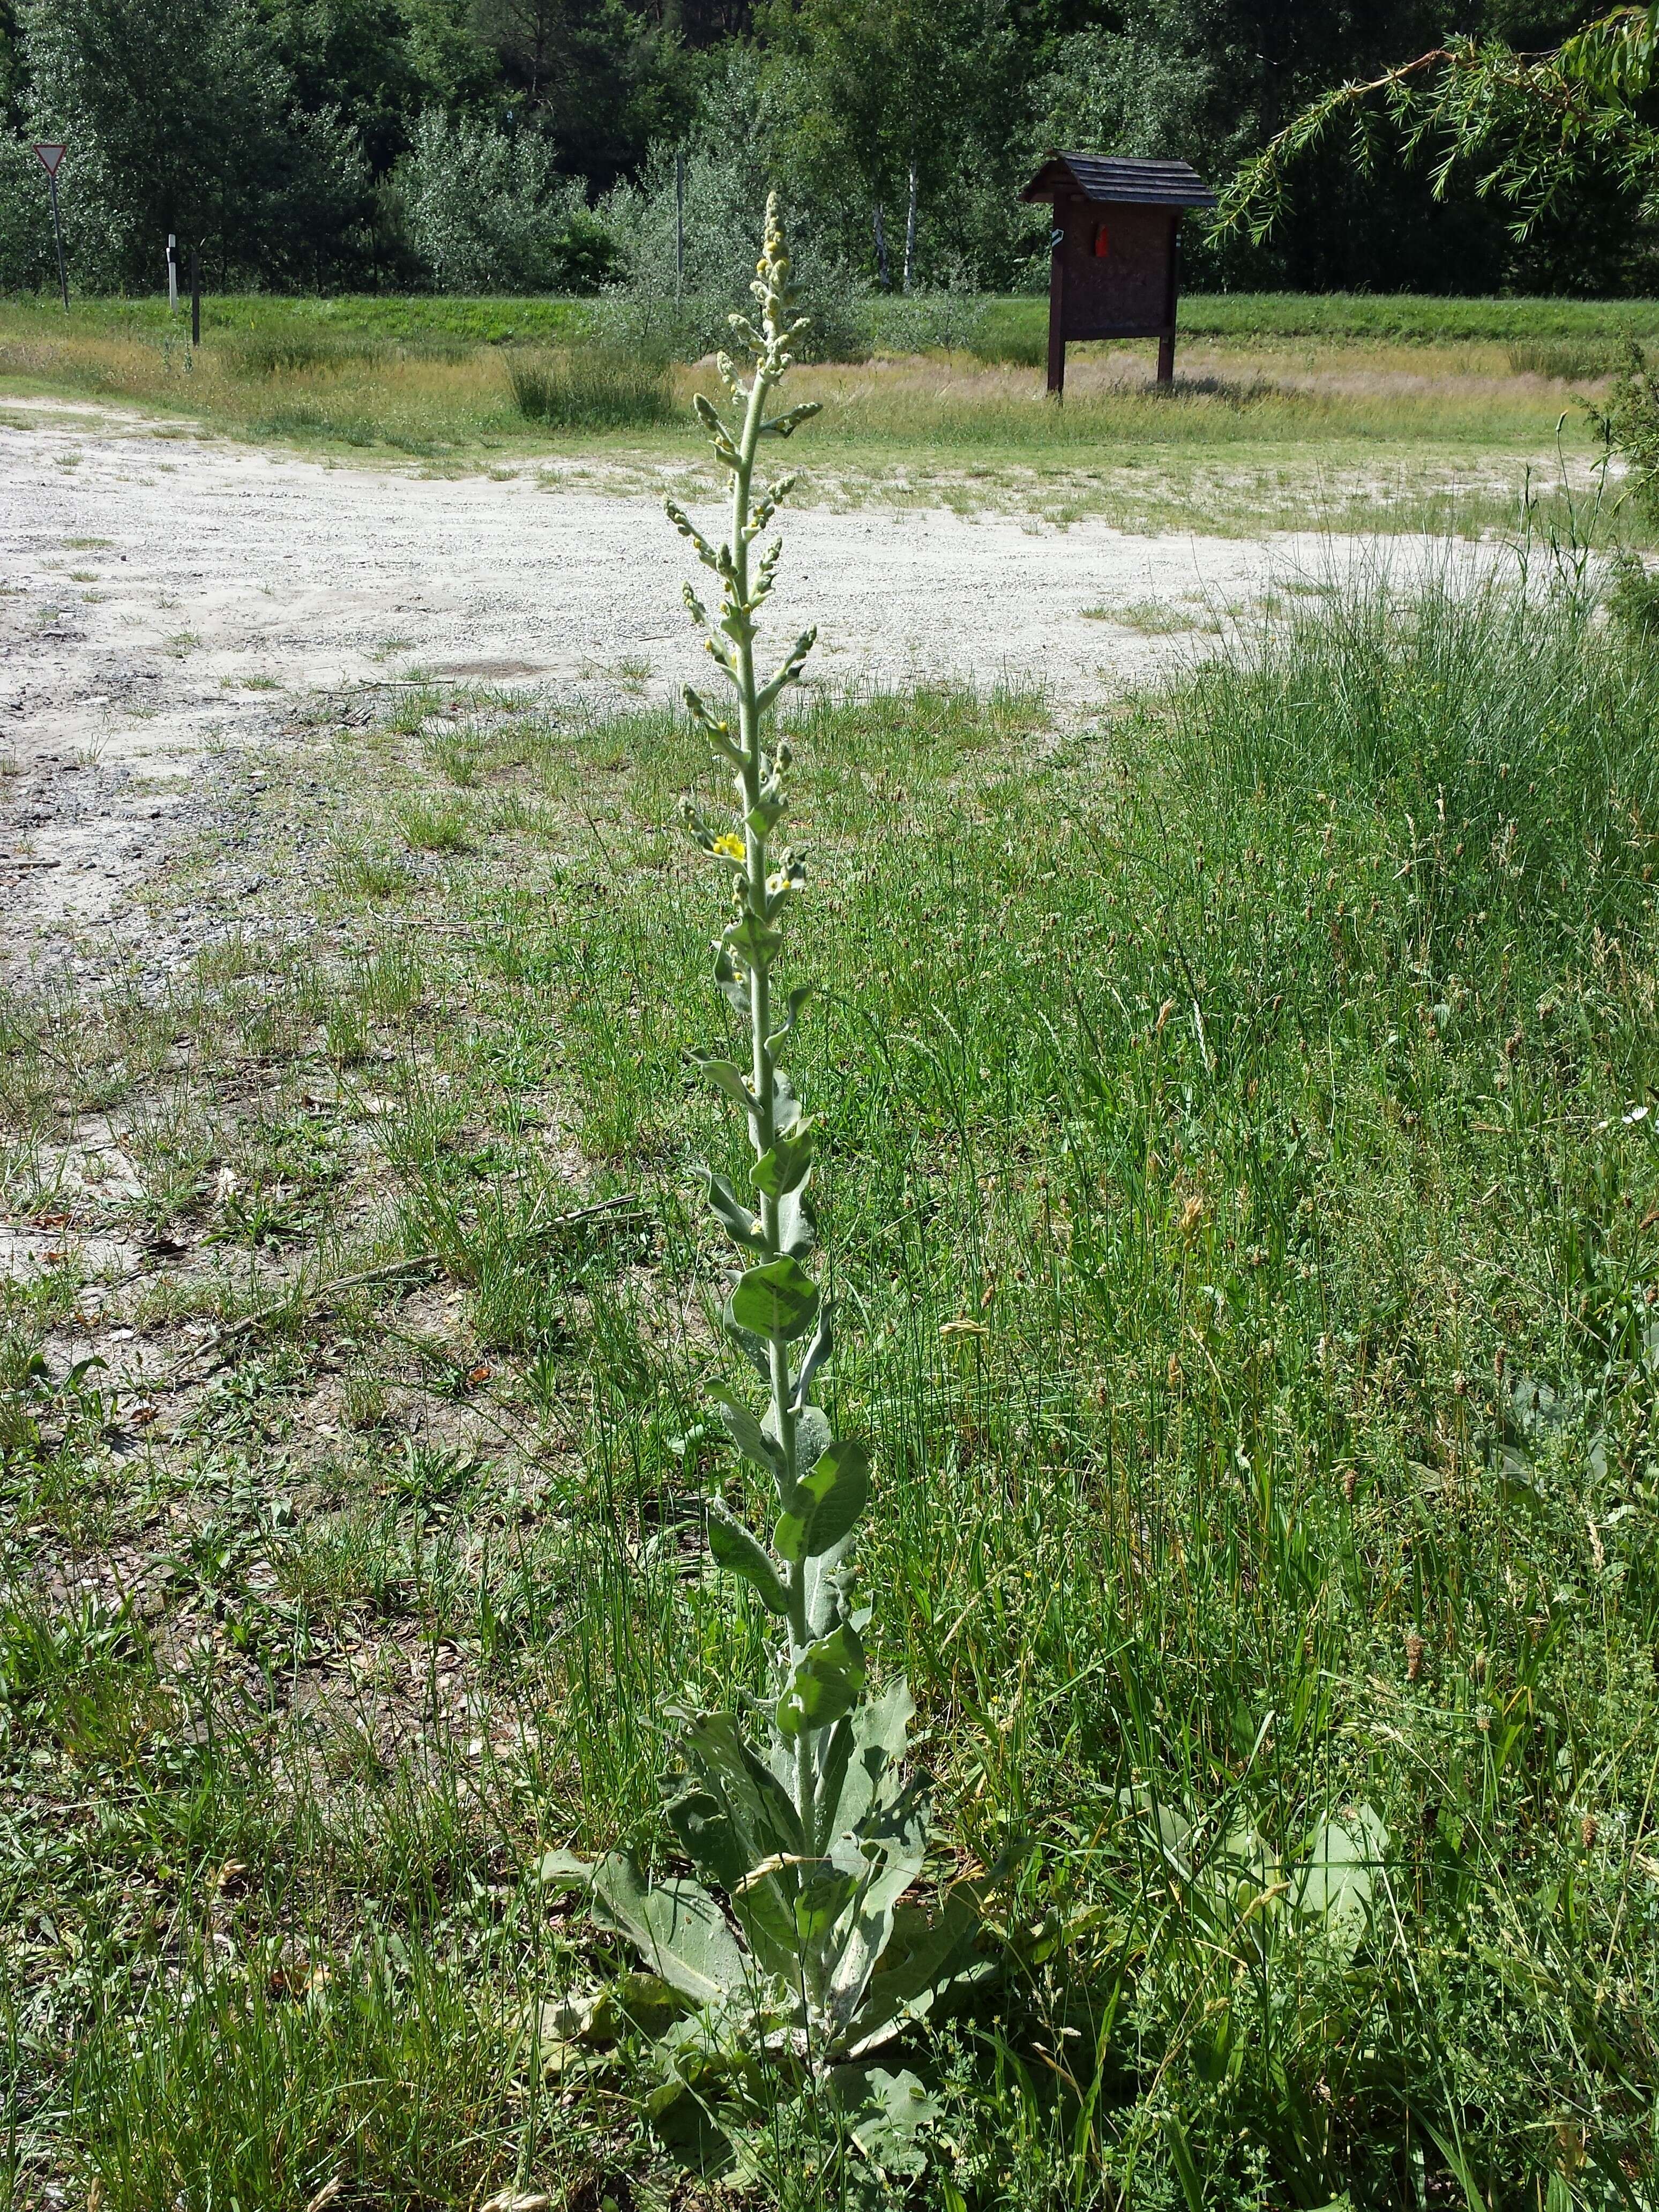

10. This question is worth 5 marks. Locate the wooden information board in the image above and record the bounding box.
[1020,154,1215,394]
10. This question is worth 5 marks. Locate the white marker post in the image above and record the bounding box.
[33,144,68,312]
[167,232,178,313]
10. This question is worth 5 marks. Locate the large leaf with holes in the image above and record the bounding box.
[776,1623,866,1739]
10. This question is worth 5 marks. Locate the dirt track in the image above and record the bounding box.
[1,401,1500,984]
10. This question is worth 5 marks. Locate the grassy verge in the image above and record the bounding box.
[0,291,1651,537]
[2,566,1658,2205]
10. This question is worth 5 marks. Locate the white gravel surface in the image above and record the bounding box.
[1,402,1504,974]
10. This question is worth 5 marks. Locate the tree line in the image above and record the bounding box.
[0,0,1648,299]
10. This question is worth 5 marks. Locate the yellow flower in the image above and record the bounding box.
[712,832,745,861]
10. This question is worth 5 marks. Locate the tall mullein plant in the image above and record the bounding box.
[581,200,975,2079]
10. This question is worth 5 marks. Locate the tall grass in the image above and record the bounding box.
[504,347,674,430]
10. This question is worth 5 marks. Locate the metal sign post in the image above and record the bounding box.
[191,249,200,348]
[33,144,69,312]
[167,233,178,313]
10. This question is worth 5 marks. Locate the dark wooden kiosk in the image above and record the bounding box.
[1021,154,1215,395]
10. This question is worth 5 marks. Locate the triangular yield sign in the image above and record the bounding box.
[34,144,66,176]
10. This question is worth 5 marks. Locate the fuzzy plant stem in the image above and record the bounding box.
[669,197,828,1852]
[728,346,812,1825]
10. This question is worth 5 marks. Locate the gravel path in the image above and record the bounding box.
[1,402,1502,977]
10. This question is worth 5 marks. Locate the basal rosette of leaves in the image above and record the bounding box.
[542,196,987,2175]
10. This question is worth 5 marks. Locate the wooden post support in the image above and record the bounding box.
[48,171,68,312]
[1156,212,1179,387]
[1046,196,1068,397]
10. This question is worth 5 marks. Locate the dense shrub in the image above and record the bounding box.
[0,139,58,294]
[1593,339,1659,522]
[395,111,614,296]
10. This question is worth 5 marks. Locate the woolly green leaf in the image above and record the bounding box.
[846,1888,989,2056]
[775,1439,870,1564]
[751,1125,813,1198]
[724,1317,773,1382]
[761,401,823,437]
[726,912,784,967]
[706,1500,789,1615]
[766,1400,831,1473]
[794,1862,857,1941]
[776,1622,866,1738]
[533,1847,594,1890]
[791,1300,834,1408]
[664,1779,798,1983]
[772,1070,803,1134]
[690,1054,753,1111]
[765,984,813,1051]
[589,1852,749,2006]
[709,1384,778,1475]
[831,2065,940,2179]
[712,943,749,1016]
[817,1677,915,1848]
[705,1168,763,1252]
[1295,1805,1388,1963]
[679,1710,803,1864]
[729,1257,819,1342]
[775,1185,814,1259]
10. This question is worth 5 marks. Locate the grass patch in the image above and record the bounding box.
[506,348,674,431]
[0,290,1653,536]
[2,569,1658,2201]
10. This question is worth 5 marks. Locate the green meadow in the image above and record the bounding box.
[3,545,1658,2203]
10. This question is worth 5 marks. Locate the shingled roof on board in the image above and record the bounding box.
[1020,154,1216,208]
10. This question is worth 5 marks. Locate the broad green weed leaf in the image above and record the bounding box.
[729,1256,819,1341]
[791,1301,834,1406]
[775,1184,814,1258]
[775,1438,870,1563]
[777,1623,866,1738]
[708,1385,778,1475]
[705,1169,763,1251]
[1296,1804,1387,1961]
[829,2064,939,2180]
[590,1853,749,2006]
[690,1054,754,1111]
[751,1126,813,1198]
[765,1401,831,1469]
[706,1500,788,1613]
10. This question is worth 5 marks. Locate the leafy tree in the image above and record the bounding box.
[21,0,370,286]
[258,0,495,177]
[0,0,24,132]
[758,0,1004,288]
[395,104,600,287]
